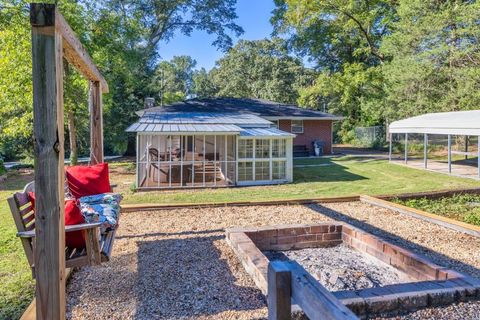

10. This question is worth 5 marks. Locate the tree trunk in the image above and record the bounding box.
[67,108,78,165]
[124,134,137,156]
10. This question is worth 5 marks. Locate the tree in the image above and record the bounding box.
[210,39,315,104]
[192,68,218,98]
[152,55,197,105]
[272,0,397,142]
[381,0,480,121]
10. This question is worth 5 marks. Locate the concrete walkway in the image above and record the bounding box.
[391,158,480,180]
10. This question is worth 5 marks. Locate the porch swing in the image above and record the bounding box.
[7,3,119,283]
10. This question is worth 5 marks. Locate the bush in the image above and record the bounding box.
[0,158,6,175]
[464,213,480,226]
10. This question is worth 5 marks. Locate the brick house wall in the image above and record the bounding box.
[278,119,333,154]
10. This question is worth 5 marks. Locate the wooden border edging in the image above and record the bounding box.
[121,187,480,213]
[360,195,480,237]
[121,196,360,212]
[20,268,73,320]
[268,261,358,320]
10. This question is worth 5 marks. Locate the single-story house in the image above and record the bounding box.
[126,97,343,189]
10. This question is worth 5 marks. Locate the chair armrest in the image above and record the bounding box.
[65,222,102,232]
[17,230,35,238]
[17,222,102,238]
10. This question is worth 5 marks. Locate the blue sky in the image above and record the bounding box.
[156,0,276,71]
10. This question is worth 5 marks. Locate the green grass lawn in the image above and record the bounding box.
[121,156,480,204]
[0,171,35,320]
[1,156,479,319]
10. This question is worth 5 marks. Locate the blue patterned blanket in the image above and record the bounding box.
[79,193,122,232]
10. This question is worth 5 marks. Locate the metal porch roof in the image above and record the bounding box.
[126,123,242,134]
[239,127,295,138]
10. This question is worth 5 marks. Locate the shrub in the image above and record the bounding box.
[0,158,6,175]
[464,213,480,226]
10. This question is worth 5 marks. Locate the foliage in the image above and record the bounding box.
[0,158,5,175]
[192,68,218,98]
[210,39,315,104]
[151,55,197,104]
[381,0,480,121]
[0,0,244,160]
[394,194,480,226]
[272,0,396,141]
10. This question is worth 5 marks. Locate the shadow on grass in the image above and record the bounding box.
[294,158,367,183]
[0,170,34,192]
[307,204,480,278]
[134,235,264,318]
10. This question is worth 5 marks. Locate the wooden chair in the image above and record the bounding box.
[7,182,120,278]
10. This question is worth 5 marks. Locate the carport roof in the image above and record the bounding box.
[389,110,480,136]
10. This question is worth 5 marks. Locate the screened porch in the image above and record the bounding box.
[137,134,237,189]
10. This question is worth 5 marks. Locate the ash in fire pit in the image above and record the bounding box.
[265,243,414,291]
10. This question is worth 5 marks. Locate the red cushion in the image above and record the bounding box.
[28,193,86,249]
[65,200,86,249]
[66,163,110,199]
[28,192,35,211]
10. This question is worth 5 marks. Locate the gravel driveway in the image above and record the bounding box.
[66,202,480,319]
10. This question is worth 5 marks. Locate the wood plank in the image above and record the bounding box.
[89,81,104,164]
[360,195,480,237]
[286,261,358,320]
[54,12,108,92]
[268,261,292,320]
[30,3,66,319]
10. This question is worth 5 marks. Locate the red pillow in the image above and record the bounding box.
[27,193,86,249]
[64,199,86,249]
[66,163,110,199]
[28,192,35,211]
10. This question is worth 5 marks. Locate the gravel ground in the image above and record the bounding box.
[66,201,480,319]
[265,244,413,291]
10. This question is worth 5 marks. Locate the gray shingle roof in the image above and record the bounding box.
[137,97,342,119]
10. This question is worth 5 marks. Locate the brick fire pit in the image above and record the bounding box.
[226,223,480,317]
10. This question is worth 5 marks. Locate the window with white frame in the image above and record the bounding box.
[272,139,286,158]
[271,120,279,129]
[272,160,286,180]
[255,161,270,180]
[255,139,270,158]
[238,139,253,159]
[291,120,304,134]
[238,161,253,181]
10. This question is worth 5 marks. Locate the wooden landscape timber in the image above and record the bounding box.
[360,195,480,238]
[30,3,107,319]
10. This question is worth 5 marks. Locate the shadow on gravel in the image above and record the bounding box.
[116,228,224,240]
[134,235,265,318]
[308,204,480,278]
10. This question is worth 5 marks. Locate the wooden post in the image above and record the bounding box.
[31,3,66,319]
[268,261,292,320]
[89,81,103,164]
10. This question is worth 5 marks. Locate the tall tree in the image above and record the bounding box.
[192,67,218,98]
[272,0,396,141]
[381,0,480,121]
[210,39,315,104]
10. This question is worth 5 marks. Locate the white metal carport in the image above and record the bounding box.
[389,110,480,179]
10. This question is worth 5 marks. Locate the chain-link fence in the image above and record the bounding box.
[354,126,386,147]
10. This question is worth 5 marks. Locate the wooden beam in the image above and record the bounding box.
[89,81,104,164]
[287,261,358,320]
[54,12,108,93]
[30,3,66,320]
[268,261,292,320]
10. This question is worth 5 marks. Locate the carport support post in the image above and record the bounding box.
[448,135,452,174]
[31,3,66,319]
[404,133,408,164]
[477,136,480,178]
[388,133,392,161]
[423,133,428,169]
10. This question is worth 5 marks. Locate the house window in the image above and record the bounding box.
[255,139,270,158]
[238,161,253,181]
[272,139,286,158]
[291,120,304,134]
[238,139,253,159]
[271,120,279,129]
[255,161,270,180]
[272,160,286,180]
